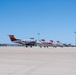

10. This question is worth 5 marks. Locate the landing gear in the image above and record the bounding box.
[44,46,46,48]
[25,45,32,48]
[30,45,32,48]
[47,46,48,48]
[26,46,28,48]
[40,46,42,48]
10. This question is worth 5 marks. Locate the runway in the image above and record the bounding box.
[0,47,76,75]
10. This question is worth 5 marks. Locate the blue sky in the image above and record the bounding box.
[0,0,76,44]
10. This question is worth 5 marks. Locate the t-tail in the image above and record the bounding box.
[8,35,17,41]
[8,35,26,45]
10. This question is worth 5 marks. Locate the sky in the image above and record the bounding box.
[0,0,76,44]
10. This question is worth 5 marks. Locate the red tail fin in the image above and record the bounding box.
[8,35,16,41]
[41,39,46,42]
[50,40,53,43]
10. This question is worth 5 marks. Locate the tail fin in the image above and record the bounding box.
[57,41,60,43]
[50,40,53,43]
[8,35,17,41]
[41,39,46,42]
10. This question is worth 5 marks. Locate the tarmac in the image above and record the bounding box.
[0,47,76,75]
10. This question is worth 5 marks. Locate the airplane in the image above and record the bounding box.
[63,43,74,47]
[37,39,56,48]
[55,41,63,47]
[8,35,37,47]
[54,40,74,47]
[55,41,74,47]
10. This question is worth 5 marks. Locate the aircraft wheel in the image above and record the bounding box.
[26,46,28,48]
[47,46,48,48]
[30,46,32,48]
[40,46,42,48]
[62,46,63,48]
[44,46,46,48]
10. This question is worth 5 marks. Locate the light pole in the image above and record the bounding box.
[37,33,40,41]
[74,32,76,46]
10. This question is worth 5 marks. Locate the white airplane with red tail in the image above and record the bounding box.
[8,35,37,47]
